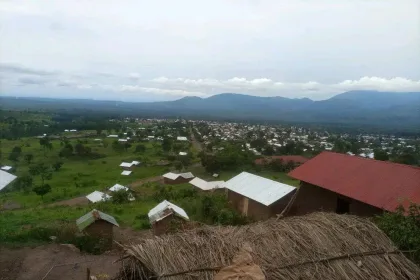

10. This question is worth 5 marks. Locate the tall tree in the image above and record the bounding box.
[29,162,53,186]
[24,153,34,164]
[33,184,51,200]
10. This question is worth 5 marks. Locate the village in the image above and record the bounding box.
[0,117,420,279]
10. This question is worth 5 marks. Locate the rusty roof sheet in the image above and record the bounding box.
[288,151,420,212]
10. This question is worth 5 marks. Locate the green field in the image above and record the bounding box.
[0,132,299,246]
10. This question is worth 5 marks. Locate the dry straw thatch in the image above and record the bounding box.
[115,212,420,280]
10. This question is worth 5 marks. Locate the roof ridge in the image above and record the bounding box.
[322,151,420,170]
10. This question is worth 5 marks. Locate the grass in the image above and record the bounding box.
[0,136,171,207]
[0,132,299,247]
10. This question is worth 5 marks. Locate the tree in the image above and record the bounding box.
[59,143,73,157]
[111,190,131,204]
[376,204,420,263]
[33,184,51,200]
[24,153,34,164]
[374,149,389,161]
[8,146,22,162]
[262,145,275,156]
[29,162,53,185]
[13,174,33,192]
[39,137,52,156]
[112,141,124,154]
[53,161,63,171]
[126,131,133,137]
[96,129,102,135]
[174,160,183,171]
[135,144,146,154]
[123,142,131,152]
[162,138,172,152]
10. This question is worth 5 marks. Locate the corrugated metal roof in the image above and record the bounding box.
[120,162,133,167]
[121,170,132,176]
[0,170,17,191]
[1,166,13,171]
[148,200,189,223]
[163,172,194,180]
[86,191,111,203]
[225,172,296,206]
[76,209,119,231]
[180,172,194,179]
[163,172,179,180]
[189,177,225,191]
[288,151,420,212]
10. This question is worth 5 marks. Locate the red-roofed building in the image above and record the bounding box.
[288,151,420,216]
[255,155,309,166]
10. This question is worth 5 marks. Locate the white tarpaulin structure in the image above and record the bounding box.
[86,191,111,203]
[121,170,132,176]
[224,172,296,206]
[177,136,188,141]
[0,170,17,191]
[109,184,135,201]
[163,172,194,180]
[109,184,129,192]
[189,177,225,191]
[148,200,189,223]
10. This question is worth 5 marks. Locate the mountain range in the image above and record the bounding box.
[1,90,420,131]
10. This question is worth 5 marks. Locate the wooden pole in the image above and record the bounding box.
[86,268,90,280]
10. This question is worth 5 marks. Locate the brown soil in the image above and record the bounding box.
[48,196,90,207]
[0,244,120,280]
[128,175,163,189]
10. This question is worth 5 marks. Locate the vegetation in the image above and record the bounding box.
[376,204,420,264]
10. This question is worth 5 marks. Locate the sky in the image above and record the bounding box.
[1,0,419,101]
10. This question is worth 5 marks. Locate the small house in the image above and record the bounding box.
[121,170,132,176]
[179,152,188,156]
[120,162,134,170]
[225,172,296,220]
[0,170,17,192]
[148,200,189,235]
[1,166,13,171]
[177,136,188,141]
[288,151,420,216]
[163,172,195,184]
[76,209,119,250]
[86,191,111,203]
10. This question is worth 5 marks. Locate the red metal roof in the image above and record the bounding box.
[288,151,420,212]
[255,155,309,165]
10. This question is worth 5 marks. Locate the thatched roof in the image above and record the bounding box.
[115,212,420,280]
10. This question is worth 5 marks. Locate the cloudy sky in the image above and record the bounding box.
[1,0,419,101]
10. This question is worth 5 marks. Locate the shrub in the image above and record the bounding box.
[376,203,420,263]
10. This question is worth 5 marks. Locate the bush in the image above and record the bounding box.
[376,204,420,263]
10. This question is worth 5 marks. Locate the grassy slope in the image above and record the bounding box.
[0,133,298,245]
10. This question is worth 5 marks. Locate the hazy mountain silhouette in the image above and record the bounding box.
[1,91,419,130]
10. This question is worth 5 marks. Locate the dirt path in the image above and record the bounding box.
[0,244,120,280]
[190,127,203,152]
[128,175,162,188]
[48,196,89,207]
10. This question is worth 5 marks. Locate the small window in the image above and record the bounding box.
[336,197,350,214]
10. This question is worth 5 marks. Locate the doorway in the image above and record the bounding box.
[336,197,350,214]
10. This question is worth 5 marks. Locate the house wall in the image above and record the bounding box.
[294,182,383,217]
[84,220,114,249]
[228,190,296,220]
[152,215,188,236]
[163,177,193,185]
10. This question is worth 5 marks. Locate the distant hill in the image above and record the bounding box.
[1,91,419,131]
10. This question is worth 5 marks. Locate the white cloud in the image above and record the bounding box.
[118,85,207,97]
